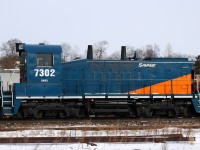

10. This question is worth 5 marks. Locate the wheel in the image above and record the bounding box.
[167,109,175,118]
[34,110,43,119]
[59,110,66,118]
[146,109,153,118]
[183,107,191,117]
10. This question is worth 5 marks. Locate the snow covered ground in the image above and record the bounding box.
[0,127,196,137]
[0,127,199,150]
[0,141,199,150]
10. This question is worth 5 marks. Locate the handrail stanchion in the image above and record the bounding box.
[1,80,3,107]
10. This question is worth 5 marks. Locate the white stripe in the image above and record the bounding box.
[45,96,61,99]
[85,96,105,99]
[167,96,171,98]
[16,96,28,99]
[27,96,42,99]
[16,96,61,99]
[63,96,82,99]
[130,96,150,99]
[153,96,166,98]
[174,95,193,98]
[16,96,83,99]
[108,96,128,99]
[89,60,194,64]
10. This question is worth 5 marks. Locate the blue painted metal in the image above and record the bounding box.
[25,45,62,83]
[23,44,62,54]
[15,44,62,97]
[61,58,194,95]
[192,98,200,113]
[12,44,62,114]
[26,83,62,96]
[14,99,22,114]
[14,83,26,96]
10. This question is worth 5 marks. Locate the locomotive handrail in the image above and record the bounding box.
[11,85,14,107]
[194,79,200,106]
[0,78,3,107]
[9,69,16,107]
[197,80,200,94]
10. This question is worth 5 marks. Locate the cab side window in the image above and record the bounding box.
[37,53,53,66]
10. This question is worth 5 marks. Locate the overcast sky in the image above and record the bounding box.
[1,0,200,56]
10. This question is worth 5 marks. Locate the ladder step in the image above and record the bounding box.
[3,107,13,115]
[3,95,12,99]
[1,94,13,107]
[3,101,12,106]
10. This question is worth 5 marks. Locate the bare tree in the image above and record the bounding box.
[107,51,121,60]
[0,56,19,69]
[126,46,144,60]
[135,48,145,59]
[93,41,109,60]
[164,43,173,57]
[126,46,135,59]
[163,44,194,58]
[172,52,187,58]
[0,38,22,69]
[61,42,79,62]
[61,43,71,62]
[0,38,22,57]
[107,46,144,60]
[143,44,160,58]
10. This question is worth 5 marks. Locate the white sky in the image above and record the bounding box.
[1,0,200,56]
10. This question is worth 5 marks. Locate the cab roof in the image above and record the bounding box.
[16,43,62,54]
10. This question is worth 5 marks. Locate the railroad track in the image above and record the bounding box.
[0,134,195,143]
[0,117,200,131]
[0,118,197,144]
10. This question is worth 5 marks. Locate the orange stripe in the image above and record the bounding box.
[129,74,192,94]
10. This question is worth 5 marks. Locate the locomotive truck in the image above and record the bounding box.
[0,43,200,118]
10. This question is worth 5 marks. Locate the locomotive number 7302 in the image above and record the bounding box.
[34,69,55,77]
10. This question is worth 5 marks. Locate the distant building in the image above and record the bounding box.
[0,69,20,91]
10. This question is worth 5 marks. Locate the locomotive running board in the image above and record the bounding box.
[16,95,197,100]
[16,96,83,99]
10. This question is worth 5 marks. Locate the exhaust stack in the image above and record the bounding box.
[87,45,93,60]
[121,46,126,60]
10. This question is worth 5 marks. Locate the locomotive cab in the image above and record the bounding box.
[15,43,62,97]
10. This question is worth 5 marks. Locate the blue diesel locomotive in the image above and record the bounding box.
[0,43,200,118]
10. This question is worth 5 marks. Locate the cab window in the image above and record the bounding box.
[37,53,53,66]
